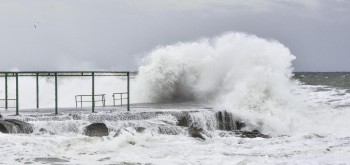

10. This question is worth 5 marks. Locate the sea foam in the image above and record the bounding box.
[134,32,301,136]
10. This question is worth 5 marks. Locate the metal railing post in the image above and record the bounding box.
[36,73,39,109]
[127,72,130,111]
[5,73,7,110]
[16,73,19,115]
[92,72,95,113]
[55,72,58,115]
[113,94,115,106]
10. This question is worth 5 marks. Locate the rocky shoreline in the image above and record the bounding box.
[0,110,270,139]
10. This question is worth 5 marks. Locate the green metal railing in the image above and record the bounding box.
[112,92,128,106]
[75,94,106,108]
[0,99,16,109]
[0,71,131,115]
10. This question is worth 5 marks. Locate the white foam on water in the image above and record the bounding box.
[1,130,350,164]
[134,32,305,136]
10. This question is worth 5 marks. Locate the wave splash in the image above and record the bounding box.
[134,32,301,135]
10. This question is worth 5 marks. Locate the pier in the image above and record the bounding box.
[0,71,131,115]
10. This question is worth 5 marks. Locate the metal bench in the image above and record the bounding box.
[75,94,106,108]
[112,93,128,106]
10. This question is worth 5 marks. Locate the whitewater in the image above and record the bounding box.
[1,32,350,164]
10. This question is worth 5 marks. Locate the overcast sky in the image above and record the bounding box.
[0,0,349,71]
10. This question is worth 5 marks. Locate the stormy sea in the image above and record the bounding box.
[1,33,350,164]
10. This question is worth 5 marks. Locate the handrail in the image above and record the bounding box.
[0,99,16,109]
[112,93,128,106]
[75,94,106,108]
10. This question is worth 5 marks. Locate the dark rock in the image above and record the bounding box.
[5,119,33,134]
[235,121,246,130]
[98,157,111,161]
[177,112,191,127]
[34,158,69,163]
[188,126,209,140]
[0,119,33,134]
[158,126,184,135]
[135,127,146,133]
[219,130,270,138]
[215,111,246,131]
[238,130,270,138]
[84,123,109,137]
[38,128,55,135]
[216,111,233,130]
[0,120,11,133]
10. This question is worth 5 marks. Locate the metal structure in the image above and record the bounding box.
[112,92,128,106]
[75,94,106,108]
[0,71,130,115]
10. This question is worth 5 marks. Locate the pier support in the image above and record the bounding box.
[127,72,130,111]
[55,72,58,115]
[5,73,7,110]
[36,73,39,109]
[16,73,19,115]
[92,72,95,113]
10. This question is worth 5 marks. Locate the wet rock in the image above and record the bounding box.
[0,119,33,134]
[69,114,82,120]
[303,133,325,139]
[114,129,123,137]
[0,120,11,133]
[135,127,146,133]
[235,121,246,130]
[216,111,235,130]
[178,111,246,132]
[38,128,55,135]
[215,111,246,131]
[237,130,270,138]
[219,130,270,138]
[188,126,210,140]
[5,119,34,134]
[84,123,109,137]
[34,158,69,164]
[177,112,191,127]
[158,126,184,135]
[114,128,135,137]
[98,157,111,161]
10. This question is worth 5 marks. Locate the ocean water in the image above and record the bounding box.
[1,33,350,164]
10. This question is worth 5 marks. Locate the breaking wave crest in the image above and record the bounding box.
[134,32,301,135]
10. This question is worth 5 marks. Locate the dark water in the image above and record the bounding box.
[293,72,350,89]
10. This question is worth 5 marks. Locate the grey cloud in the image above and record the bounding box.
[0,0,349,71]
